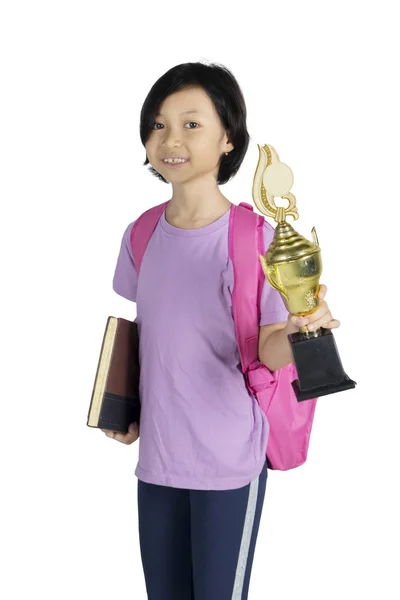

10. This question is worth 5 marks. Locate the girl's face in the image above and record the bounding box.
[145,85,234,183]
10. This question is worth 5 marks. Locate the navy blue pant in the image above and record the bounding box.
[137,459,268,599]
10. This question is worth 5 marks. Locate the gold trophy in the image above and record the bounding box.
[252,143,356,401]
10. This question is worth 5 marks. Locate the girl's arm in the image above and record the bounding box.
[258,321,296,372]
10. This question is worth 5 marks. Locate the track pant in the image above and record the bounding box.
[137,458,268,600]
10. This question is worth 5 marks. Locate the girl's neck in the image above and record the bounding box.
[165,188,232,229]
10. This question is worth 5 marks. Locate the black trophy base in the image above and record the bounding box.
[288,327,356,402]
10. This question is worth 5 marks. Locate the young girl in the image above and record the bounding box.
[103,61,339,600]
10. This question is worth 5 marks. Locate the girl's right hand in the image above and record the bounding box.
[101,422,140,445]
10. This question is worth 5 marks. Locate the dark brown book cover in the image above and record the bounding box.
[87,317,141,433]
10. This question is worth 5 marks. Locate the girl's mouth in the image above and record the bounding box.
[162,159,189,168]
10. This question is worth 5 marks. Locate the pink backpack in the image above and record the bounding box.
[130,201,318,470]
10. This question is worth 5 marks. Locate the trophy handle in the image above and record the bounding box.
[311,227,319,247]
[259,255,289,301]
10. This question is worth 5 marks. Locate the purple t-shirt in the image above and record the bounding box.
[112,204,288,490]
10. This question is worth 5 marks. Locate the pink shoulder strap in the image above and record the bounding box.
[229,202,266,373]
[130,201,169,272]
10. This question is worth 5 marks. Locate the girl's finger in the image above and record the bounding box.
[290,314,309,328]
[308,317,340,331]
[115,425,139,444]
[306,301,328,323]
[327,319,341,329]
[113,431,129,443]
[318,284,327,299]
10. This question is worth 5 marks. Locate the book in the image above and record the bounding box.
[87,317,141,433]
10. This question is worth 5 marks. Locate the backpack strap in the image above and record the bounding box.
[229,202,266,373]
[230,203,281,398]
[130,201,169,272]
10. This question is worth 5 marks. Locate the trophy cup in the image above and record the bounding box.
[252,143,356,401]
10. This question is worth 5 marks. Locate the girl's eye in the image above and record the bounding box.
[151,122,199,130]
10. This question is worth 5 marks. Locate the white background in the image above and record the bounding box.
[1,1,398,598]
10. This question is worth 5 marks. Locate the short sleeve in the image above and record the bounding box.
[112,220,138,302]
[259,222,289,326]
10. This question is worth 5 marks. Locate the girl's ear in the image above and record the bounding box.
[223,129,234,152]
[225,139,234,153]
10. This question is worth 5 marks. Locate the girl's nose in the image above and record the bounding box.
[161,128,183,146]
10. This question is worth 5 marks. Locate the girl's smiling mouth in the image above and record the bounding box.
[162,159,189,168]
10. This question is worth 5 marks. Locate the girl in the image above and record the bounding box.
[103,61,339,600]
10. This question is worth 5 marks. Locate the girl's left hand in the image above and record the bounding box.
[286,284,341,333]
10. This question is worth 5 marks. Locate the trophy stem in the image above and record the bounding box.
[297,327,324,341]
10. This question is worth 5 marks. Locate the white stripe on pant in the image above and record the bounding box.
[232,475,260,598]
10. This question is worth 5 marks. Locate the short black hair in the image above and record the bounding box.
[139,61,250,185]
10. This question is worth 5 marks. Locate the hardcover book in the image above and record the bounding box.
[87,317,140,433]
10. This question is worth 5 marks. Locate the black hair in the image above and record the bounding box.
[139,61,250,185]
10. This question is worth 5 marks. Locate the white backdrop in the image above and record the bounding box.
[1,1,398,599]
